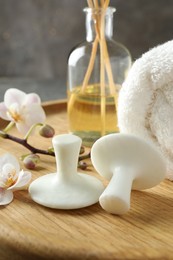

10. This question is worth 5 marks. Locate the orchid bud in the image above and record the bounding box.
[39,124,55,138]
[23,154,40,170]
[78,161,88,170]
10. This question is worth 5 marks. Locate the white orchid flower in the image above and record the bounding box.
[0,88,46,134]
[0,153,32,205]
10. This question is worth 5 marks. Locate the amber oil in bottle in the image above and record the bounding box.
[68,84,119,147]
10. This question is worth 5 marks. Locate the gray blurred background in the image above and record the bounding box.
[0,0,172,101]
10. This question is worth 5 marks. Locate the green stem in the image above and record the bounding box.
[24,123,43,140]
[3,121,15,132]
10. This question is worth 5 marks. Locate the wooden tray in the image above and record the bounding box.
[0,100,173,259]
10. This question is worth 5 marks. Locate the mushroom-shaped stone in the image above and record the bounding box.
[29,134,104,209]
[91,133,166,215]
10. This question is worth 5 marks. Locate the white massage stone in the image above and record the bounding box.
[29,134,104,209]
[91,133,166,215]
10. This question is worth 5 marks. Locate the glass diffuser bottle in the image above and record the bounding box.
[67,6,131,147]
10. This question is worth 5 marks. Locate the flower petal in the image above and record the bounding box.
[6,102,22,122]
[15,104,46,135]
[0,153,20,173]
[0,102,9,120]
[0,163,17,188]
[25,104,46,125]
[15,122,31,135]
[0,189,13,205]
[24,93,41,106]
[8,170,31,190]
[4,88,26,107]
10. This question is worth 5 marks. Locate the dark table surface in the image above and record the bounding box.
[0,78,66,102]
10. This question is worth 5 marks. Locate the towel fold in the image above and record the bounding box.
[118,40,173,180]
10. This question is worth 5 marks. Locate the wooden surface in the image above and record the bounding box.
[0,100,173,260]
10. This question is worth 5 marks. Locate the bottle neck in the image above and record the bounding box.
[84,7,116,42]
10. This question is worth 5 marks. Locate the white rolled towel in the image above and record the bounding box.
[118,40,173,180]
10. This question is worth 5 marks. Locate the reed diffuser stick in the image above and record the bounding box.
[82,0,100,91]
[100,3,106,136]
[82,0,116,95]
[82,0,117,137]
[68,0,118,143]
[82,37,99,91]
